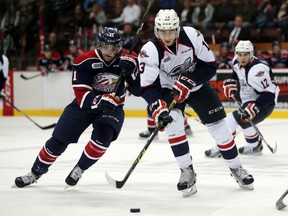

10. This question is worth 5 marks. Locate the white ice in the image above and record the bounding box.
[0,116,287,216]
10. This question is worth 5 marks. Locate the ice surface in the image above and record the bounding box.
[0,116,287,215]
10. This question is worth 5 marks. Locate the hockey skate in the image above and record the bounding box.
[238,139,263,155]
[184,125,193,136]
[204,146,221,158]
[177,165,197,197]
[65,165,84,187]
[230,166,254,190]
[139,130,159,140]
[14,172,41,188]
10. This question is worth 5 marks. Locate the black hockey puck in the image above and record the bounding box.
[130,208,140,213]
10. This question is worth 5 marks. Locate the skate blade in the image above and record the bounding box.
[239,183,254,190]
[65,184,74,190]
[11,184,19,188]
[181,185,197,197]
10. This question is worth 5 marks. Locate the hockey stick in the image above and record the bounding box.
[184,111,202,124]
[20,70,57,80]
[276,189,288,210]
[105,100,175,188]
[232,94,277,154]
[2,97,56,130]
[112,0,154,94]
[20,73,42,80]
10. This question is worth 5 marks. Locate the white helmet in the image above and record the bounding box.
[235,40,254,59]
[154,9,180,38]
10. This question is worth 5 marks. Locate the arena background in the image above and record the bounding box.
[1,68,288,118]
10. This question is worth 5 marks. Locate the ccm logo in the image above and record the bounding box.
[208,106,223,114]
[180,76,195,86]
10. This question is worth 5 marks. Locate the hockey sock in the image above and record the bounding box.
[32,137,67,176]
[78,124,114,170]
[243,127,259,148]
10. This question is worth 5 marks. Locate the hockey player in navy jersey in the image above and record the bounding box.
[14,27,139,188]
[138,9,254,196]
[205,40,279,157]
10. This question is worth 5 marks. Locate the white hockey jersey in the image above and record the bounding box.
[232,56,279,105]
[138,26,216,104]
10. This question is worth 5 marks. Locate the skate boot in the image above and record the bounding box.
[177,165,197,197]
[238,139,263,155]
[15,172,41,188]
[65,165,84,186]
[230,166,254,190]
[204,146,221,158]
[184,125,193,136]
[139,130,158,140]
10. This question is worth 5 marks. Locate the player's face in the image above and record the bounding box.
[99,45,121,61]
[43,51,52,58]
[237,52,251,66]
[157,29,178,46]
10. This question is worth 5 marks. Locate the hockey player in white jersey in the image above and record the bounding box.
[138,9,254,196]
[205,40,279,157]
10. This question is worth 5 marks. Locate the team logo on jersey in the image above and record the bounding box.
[92,62,104,69]
[92,73,119,92]
[166,57,194,80]
[139,50,149,58]
[255,70,265,77]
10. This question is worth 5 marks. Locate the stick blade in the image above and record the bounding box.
[105,171,124,189]
[39,123,57,130]
[276,189,288,210]
[276,201,287,210]
[20,74,29,80]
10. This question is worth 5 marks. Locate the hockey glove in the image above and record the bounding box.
[149,99,173,130]
[91,93,121,112]
[119,50,138,77]
[172,75,196,103]
[223,79,237,101]
[239,102,260,123]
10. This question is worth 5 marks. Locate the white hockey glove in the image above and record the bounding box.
[91,93,121,112]
[172,75,196,103]
[223,79,237,101]
[149,99,173,130]
[239,102,260,123]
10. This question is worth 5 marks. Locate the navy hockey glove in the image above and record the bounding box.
[172,75,196,103]
[119,50,138,77]
[91,93,121,112]
[239,102,260,123]
[223,79,237,101]
[149,99,173,130]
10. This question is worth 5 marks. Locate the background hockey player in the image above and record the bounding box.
[14,27,139,188]
[138,9,254,196]
[205,40,279,157]
[0,49,9,100]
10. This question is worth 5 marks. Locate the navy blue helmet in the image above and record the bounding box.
[97,27,123,48]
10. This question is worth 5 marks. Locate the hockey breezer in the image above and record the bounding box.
[105,101,175,189]
[232,94,277,154]
[3,97,56,130]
